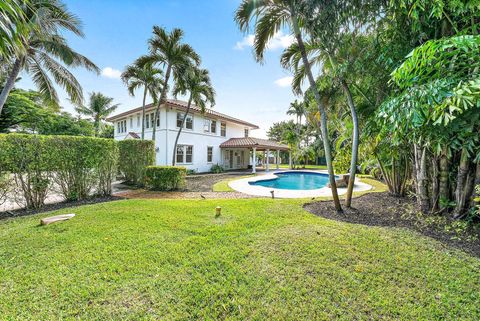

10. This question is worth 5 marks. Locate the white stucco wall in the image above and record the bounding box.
[113,106,255,173]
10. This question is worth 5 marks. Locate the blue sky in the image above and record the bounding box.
[18,0,297,137]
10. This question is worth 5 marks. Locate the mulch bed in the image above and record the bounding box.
[304,192,480,257]
[185,173,245,192]
[116,190,257,200]
[0,196,125,220]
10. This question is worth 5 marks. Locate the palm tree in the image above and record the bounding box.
[235,0,342,212]
[75,92,119,136]
[0,0,28,59]
[121,59,163,139]
[287,100,305,125]
[0,0,99,116]
[171,67,215,165]
[140,26,200,141]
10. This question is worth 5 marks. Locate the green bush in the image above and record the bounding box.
[118,140,155,186]
[145,166,186,191]
[0,134,119,208]
[210,164,224,173]
[50,136,118,200]
[0,134,52,208]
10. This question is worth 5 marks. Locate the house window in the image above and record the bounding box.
[210,120,217,134]
[207,146,213,163]
[137,114,140,126]
[177,112,193,129]
[150,112,155,128]
[145,114,150,129]
[130,117,133,128]
[220,122,226,137]
[117,120,126,134]
[176,145,193,163]
[204,119,217,133]
[244,128,249,137]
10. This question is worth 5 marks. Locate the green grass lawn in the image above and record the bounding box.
[278,164,328,170]
[1,199,479,320]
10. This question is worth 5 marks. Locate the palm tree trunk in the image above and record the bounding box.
[454,148,470,217]
[340,79,359,208]
[291,14,342,212]
[152,65,171,141]
[172,96,193,166]
[0,57,23,115]
[141,87,147,140]
[439,147,449,209]
[94,116,100,136]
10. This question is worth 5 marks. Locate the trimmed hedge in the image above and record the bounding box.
[0,134,118,208]
[145,166,186,191]
[118,140,155,186]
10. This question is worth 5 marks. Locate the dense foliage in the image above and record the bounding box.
[144,166,186,191]
[118,140,155,186]
[0,134,118,208]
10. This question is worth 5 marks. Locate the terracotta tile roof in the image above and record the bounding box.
[106,99,259,129]
[220,137,289,150]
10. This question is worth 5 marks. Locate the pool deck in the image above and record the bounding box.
[228,170,372,198]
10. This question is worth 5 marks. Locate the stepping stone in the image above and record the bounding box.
[40,214,75,226]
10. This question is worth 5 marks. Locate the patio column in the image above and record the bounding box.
[289,150,292,169]
[276,150,280,169]
[266,149,270,172]
[252,147,256,174]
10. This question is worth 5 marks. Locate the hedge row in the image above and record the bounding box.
[145,166,186,191]
[0,134,118,209]
[118,140,155,186]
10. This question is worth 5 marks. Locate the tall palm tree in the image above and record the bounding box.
[139,26,200,141]
[235,0,342,212]
[121,59,163,139]
[0,0,99,116]
[171,67,215,165]
[75,92,119,136]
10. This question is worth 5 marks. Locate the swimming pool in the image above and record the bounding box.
[249,171,332,190]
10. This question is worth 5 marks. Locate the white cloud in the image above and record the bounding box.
[234,31,295,51]
[274,76,293,88]
[234,34,255,50]
[101,67,122,79]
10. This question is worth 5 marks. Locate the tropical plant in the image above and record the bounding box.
[0,0,28,58]
[121,59,163,139]
[171,67,215,165]
[0,0,99,116]
[75,92,119,136]
[235,0,342,212]
[140,26,201,141]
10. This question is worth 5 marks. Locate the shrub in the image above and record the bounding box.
[145,166,186,191]
[0,134,52,209]
[118,140,155,186]
[0,134,119,208]
[51,136,118,200]
[210,164,224,173]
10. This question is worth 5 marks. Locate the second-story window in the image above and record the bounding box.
[244,128,249,137]
[145,114,150,129]
[177,112,193,129]
[220,122,226,137]
[117,120,126,134]
[210,120,217,134]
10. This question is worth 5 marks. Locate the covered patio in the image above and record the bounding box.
[219,137,290,174]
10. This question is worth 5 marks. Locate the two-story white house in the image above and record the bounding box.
[107,99,289,173]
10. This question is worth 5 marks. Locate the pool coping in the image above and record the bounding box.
[228,170,372,198]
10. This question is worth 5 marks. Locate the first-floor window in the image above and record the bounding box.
[150,112,155,128]
[130,117,133,128]
[137,114,141,127]
[145,114,150,129]
[176,145,193,163]
[176,146,184,164]
[207,146,213,163]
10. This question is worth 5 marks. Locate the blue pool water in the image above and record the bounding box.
[249,171,332,190]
